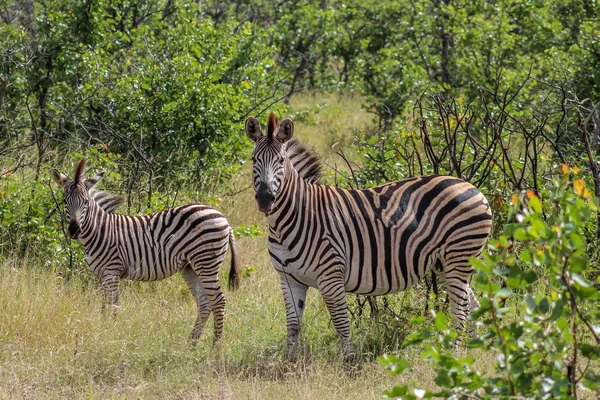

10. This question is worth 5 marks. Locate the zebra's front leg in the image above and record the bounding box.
[279,272,308,360]
[181,265,211,343]
[100,273,120,315]
[316,268,354,357]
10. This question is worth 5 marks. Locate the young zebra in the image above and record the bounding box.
[245,113,493,357]
[51,158,238,342]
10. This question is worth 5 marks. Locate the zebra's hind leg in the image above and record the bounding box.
[316,268,355,358]
[181,265,212,343]
[467,285,480,312]
[279,272,308,360]
[190,258,227,342]
[466,285,480,337]
[436,262,474,332]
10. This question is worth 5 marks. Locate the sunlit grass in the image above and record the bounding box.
[1,257,442,399]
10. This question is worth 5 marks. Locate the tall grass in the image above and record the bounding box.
[1,93,458,398]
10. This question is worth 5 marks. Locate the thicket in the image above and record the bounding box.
[380,171,600,398]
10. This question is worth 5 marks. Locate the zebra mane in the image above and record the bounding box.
[89,188,125,214]
[286,139,322,184]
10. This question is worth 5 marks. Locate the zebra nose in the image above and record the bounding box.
[255,191,275,213]
[255,192,275,202]
[68,221,80,238]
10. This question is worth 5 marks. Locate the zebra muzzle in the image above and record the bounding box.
[68,221,80,239]
[255,191,275,213]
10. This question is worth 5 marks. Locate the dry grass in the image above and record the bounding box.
[1,93,493,399]
[0,256,440,399]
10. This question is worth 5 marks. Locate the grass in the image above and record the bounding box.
[0,92,504,398]
[0,256,436,399]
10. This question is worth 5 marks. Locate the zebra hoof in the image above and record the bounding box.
[187,328,203,346]
[101,303,120,317]
[342,345,357,362]
[286,341,300,361]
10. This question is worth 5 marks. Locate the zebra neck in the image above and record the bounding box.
[77,201,110,248]
[266,159,306,228]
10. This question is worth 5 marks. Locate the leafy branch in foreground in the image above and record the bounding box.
[380,168,600,399]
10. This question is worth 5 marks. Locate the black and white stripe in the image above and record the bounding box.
[89,188,125,213]
[245,113,492,356]
[51,159,238,342]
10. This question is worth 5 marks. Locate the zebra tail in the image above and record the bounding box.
[227,228,239,291]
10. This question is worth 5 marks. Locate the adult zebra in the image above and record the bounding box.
[245,113,493,356]
[51,159,238,342]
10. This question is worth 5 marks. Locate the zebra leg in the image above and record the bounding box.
[316,269,354,356]
[467,285,480,312]
[181,265,212,343]
[437,263,473,331]
[466,285,480,337]
[191,263,226,342]
[100,273,120,315]
[279,272,308,360]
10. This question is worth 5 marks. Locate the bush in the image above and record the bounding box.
[0,0,284,196]
[380,170,600,398]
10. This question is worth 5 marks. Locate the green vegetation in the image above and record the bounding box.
[381,173,600,398]
[1,0,600,398]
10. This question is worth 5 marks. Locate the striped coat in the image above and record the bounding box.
[51,159,238,342]
[245,113,492,356]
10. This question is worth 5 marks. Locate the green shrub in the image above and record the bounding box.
[380,171,600,398]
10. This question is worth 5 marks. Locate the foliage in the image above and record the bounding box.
[380,172,600,399]
[0,0,284,196]
[0,174,65,261]
[234,224,263,239]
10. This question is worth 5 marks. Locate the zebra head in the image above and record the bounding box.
[245,113,294,213]
[50,158,104,239]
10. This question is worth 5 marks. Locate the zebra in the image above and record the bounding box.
[50,158,238,342]
[89,187,126,213]
[244,113,493,356]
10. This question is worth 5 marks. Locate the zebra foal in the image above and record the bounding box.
[245,113,493,357]
[51,158,238,342]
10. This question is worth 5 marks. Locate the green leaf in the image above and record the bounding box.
[550,298,566,321]
[538,298,549,314]
[582,371,600,391]
[378,354,410,374]
[522,270,538,285]
[520,250,532,263]
[528,196,542,214]
[526,296,536,314]
[382,385,409,398]
[510,357,525,376]
[568,256,587,272]
[434,312,448,331]
[580,344,600,361]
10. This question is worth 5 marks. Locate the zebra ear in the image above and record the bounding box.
[277,118,294,143]
[50,169,69,187]
[85,171,104,190]
[73,158,87,184]
[245,116,263,142]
